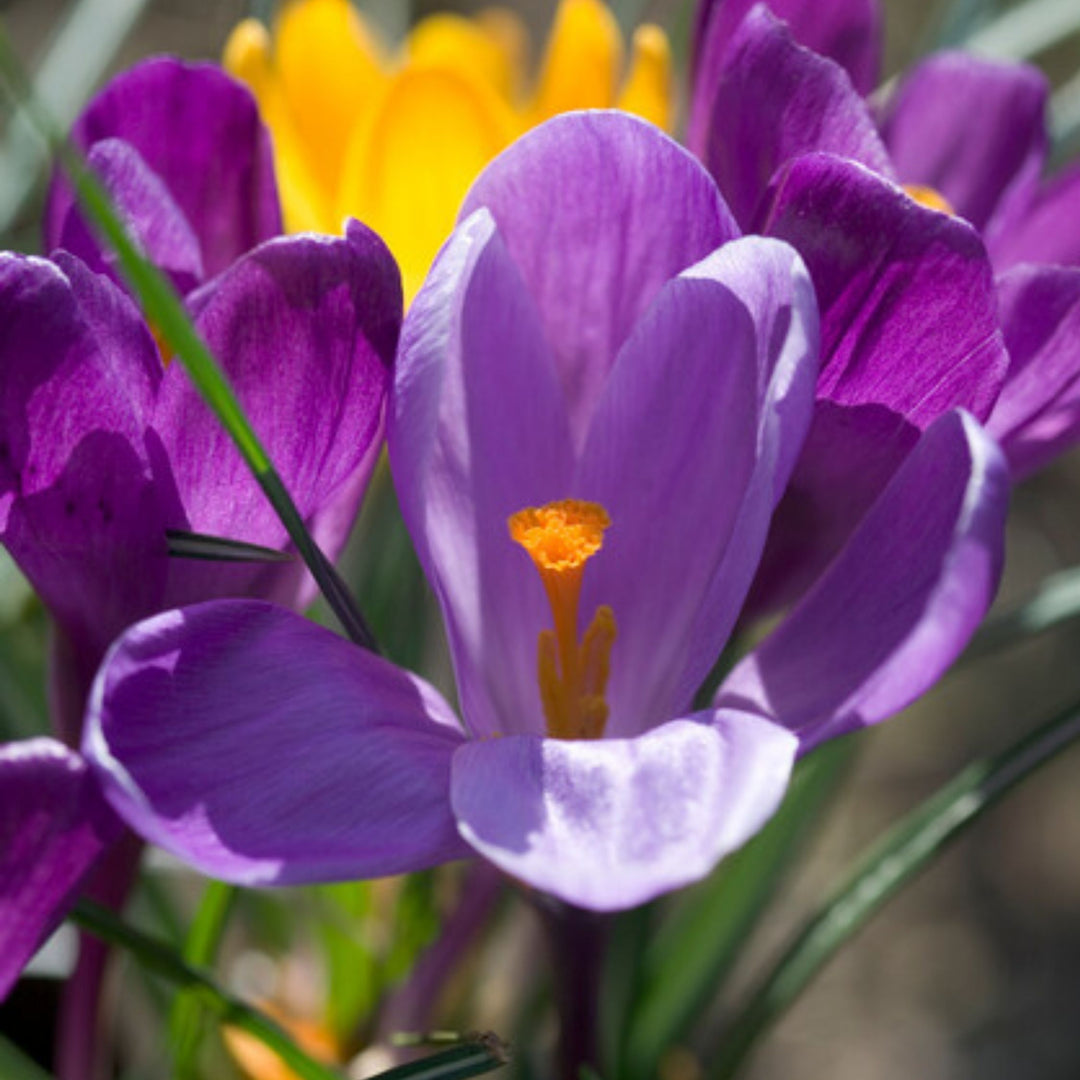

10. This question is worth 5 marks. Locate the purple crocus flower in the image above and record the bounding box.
[82,113,1008,912]
[0,59,401,998]
[692,3,1080,484]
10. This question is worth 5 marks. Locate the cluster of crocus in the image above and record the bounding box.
[682,0,1080,610]
[81,112,1008,912]
[6,0,1080,1040]
[222,0,672,299]
[692,0,1080,484]
[0,58,401,997]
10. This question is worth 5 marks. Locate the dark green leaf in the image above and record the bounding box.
[708,697,1080,1079]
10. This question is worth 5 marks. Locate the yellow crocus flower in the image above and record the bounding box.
[224,0,673,301]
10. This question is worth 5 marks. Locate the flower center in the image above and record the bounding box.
[903,183,955,216]
[508,499,616,740]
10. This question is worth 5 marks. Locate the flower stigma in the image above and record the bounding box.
[903,183,955,216]
[508,499,616,741]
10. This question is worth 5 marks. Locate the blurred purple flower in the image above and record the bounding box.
[0,58,401,998]
[84,114,1007,913]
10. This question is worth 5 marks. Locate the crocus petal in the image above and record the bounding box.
[154,221,399,612]
[987,160,1080,272]
[406,11,524,101]
[692,0,882,95]
[54,140,204,295]
[451,711,797,911]
[0,254,170,684]
[0,739,120,1000]
[274,0,387,198]
[692,7,893,229]
[85,601,470,884]
[530,0,622,119]
[987,265,1080,476]
[719,411,1008,752]
[47,58,281,278]
[461,111,739,447]
[224,18,334,234]
[338,66,516,304]
[391,209,573,738]
[749,153,1009,610]
[763,153,1007,421]
[616,24,674,132]
[577,237,818,734]
[879,52,1048,234]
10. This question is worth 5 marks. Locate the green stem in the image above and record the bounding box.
[169,882,238,1078]
[709,698,1080,1079]
[70,899,346,1080]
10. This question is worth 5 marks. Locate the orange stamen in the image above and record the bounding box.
[509,499,616,739]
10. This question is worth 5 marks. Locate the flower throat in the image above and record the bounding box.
[508,499,616,740]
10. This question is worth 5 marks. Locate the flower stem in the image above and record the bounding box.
[536,899,606,1080]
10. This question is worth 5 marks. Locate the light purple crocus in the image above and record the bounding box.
[0,58,401,999]
[82,113,1008,913]
[692,2,1080,484]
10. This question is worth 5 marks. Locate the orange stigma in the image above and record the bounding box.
[509,499,616,740]
[903,183,955,216]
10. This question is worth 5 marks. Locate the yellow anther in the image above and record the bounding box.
[903,183,955,216]
[509,499,616,739]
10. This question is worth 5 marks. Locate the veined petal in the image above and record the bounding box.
[693,7,893,229]
[461,111,739,448]
[84,601,469,884]
[47,58,281,279]
[274,0,387,200]
[719,411,1008,752]
[0,254,171,683]
[0,739,120,1001]
[576,237,818,734]
[987,160,1080,272]
[391,210,572,738]
[751,153,1008,610]
[54,139,203,295]
[616,24,674,132]
[155,222,399,612]
[692,0,882,95]
[451,712,797,911]
[987,265,1080,477]
[339,66,516,304]
[529,0,622,120]
[879,52,1048,234]
[223,18,334,233]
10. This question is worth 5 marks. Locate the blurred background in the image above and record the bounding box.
[2,2,1080,1078]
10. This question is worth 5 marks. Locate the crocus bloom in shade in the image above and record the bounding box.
[693,3,1080,483]
[223,0,673,299]
[0,59,402,997]
[84,113,1008,912]
[45,56,282,298]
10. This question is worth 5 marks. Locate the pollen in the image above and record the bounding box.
[509,499,616,740]
[903,183,955,216]
[508,499,610,573]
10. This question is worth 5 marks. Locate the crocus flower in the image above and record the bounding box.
[222,0,672,299]
[693,2,1080,483]
[0,59,402,997]
[83,113,1007,913]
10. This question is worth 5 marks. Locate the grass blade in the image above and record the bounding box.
[369,1035,510,1080]
[622,736,856,1080]
[70,899,345,1080]
[708,697,1080,1079]
[169,882,238,1079]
